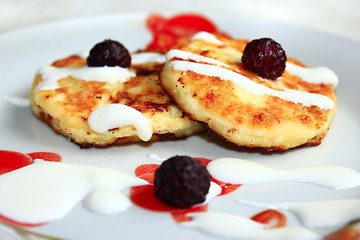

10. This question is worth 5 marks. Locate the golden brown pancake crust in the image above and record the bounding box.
[160,34,336,151]
[30,54,202,147]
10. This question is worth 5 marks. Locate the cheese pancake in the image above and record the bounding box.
[160,32,337,151]
[30,52,203,148]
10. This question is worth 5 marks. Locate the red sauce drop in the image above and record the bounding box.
[145,14,220,52]
[130,157,241,222]
[0,150,33,175]
[251,209,287,228]
[27,152,62,162]
[325,227,360,240]
[0,150,62,227]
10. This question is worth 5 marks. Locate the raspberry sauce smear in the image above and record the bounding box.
[130,157,241,222]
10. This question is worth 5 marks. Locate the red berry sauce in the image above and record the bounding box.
[145,14,220,53]
[0,150,285,229]
[130,157,241,222]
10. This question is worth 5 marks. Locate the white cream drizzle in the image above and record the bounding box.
[238,199,360,229]
[84,187,132,214]
[181,211,319,240]
[286,62,338,87]
[0,152,358,239]
[170,33,338,110]
[169,60,335,109]
[36,65,136,91]
[168,48,338,88]
[131,52,166,64]
[206,157,360,190]
[166,49,228,67]
[88,104,153,141]
[35,52,168,91]
[191,31,225,45]
[199,182,222,206]
[188,32,338,86]
[0,159,148,224]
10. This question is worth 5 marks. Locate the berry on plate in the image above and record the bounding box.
[154,155,211,208]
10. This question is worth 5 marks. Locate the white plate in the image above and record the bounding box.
[0,12,359,240]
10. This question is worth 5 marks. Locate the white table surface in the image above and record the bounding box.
[1,0,360,42]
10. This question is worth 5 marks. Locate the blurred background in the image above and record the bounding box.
[1,0,360,41]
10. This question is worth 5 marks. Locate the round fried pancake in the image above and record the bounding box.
[30,53,203,148]
[160,33,337,151]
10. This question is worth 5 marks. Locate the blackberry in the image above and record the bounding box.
[241,38,287,80]
[154,155,211,208]
[87,39,131,68]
